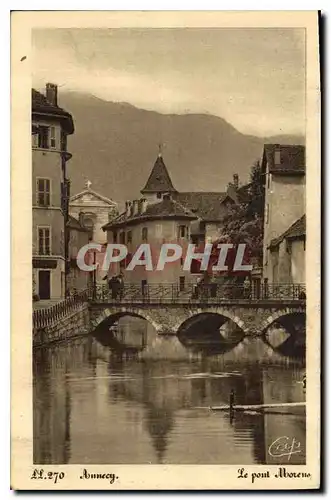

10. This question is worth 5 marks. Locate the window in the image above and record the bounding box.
[38,126,49,149]
[32,126,38,147]
[38,227,51,255]
[120,232,125,244]
[127,231,132,244]
[179,225,187,238]
[83,217,94,241]
[157,192,162,199]
[37,178,50,207]
[142,227,148,241]
[50,126,56,148]
[113,231,118,243]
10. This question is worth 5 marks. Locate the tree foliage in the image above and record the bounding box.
[217,161,265,261]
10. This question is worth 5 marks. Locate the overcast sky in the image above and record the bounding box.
[32,28,305,137]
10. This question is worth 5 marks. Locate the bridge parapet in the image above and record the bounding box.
[88,283,306,306]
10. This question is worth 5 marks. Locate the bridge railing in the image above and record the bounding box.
[88,282,306,304]
[33,289,89,329]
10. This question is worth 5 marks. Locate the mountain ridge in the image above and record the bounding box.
[58,92,304,203]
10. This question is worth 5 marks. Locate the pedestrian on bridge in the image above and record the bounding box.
[243,276,251,299]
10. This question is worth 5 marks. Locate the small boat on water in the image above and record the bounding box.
[210,402,306,412]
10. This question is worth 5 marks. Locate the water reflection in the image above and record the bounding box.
[33,333,306,465]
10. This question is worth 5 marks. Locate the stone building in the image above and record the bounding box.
[69,182,118,244]
[67,215,90,292]
[103,193,197,286]
[268,215,306,284]
[103,152,244,286]
[69,182,118,282]
[32,84,74,300]
[261,144,306,283]
[140,152,235,246]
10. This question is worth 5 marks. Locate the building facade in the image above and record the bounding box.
[261,144,306,283]
[69,183,118,283]
[69,182,118,245]
[268,215,306,284]
[67,215,90,292]
[103,153,245,287]
[104,194,197,286]
[32,84,74,300]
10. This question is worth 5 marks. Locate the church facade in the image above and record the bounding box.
[69,182,119,282]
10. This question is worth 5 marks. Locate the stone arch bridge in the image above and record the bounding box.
[89,283,306,338]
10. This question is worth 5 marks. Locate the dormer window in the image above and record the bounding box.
[157,192,162,199]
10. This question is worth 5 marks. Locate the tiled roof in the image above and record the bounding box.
[32,89,74,134]
[262,144,305,175]
[270,215,306,249]
[141,155,177,193]
[177,192,226,222]
[103,197,197,230]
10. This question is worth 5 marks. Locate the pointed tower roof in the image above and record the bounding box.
[141,153,177,194]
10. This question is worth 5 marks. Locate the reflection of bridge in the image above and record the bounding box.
[89,283,306,337]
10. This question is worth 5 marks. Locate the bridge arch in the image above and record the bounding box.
[174,307,249,336]
[91,306,161,333]
[260,307,306,335]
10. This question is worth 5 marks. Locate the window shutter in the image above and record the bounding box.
[50,127,56,148]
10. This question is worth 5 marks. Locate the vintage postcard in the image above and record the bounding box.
[11,11,321,490]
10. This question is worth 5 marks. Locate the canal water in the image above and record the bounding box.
[33,321,306,466]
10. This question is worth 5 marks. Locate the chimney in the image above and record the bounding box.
[233,174,239,190]
[46,83,58,106]
[274,145,281,165]
[140,198,148,214]
[132,200,139,216]
[125,200,132,217]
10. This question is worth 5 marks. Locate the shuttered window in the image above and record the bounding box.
[37,178,51,207]
[178,225,187,239]
[38,126,49,149]
[50,126,56,148]
[38,227,51,255]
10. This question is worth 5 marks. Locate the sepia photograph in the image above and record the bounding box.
[11,11,320,490]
